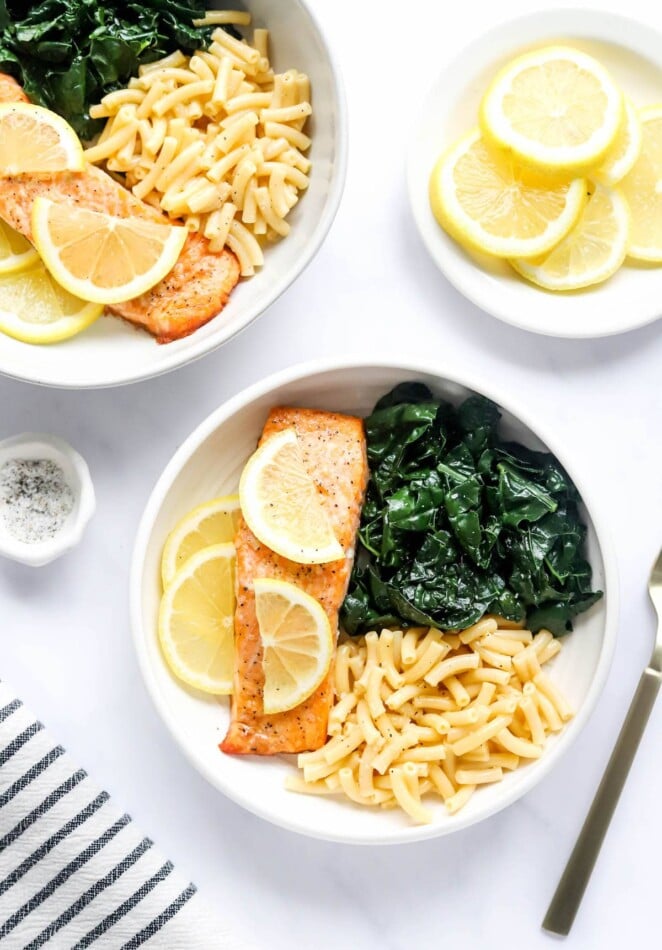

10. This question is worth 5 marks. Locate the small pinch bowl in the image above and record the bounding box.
[0,0,346,388]
[0,432,95,566]
[131,359,618,844]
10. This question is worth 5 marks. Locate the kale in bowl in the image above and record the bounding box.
[341,382,602,637]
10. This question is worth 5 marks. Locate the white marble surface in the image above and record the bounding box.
[2,0,662,946]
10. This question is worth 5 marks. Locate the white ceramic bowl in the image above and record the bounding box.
[407,9,662,338]
[131,358,618,844]
[0,432,95,566]
[0,0,346,388]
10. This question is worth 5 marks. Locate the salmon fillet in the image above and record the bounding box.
[0,76,240,342]
[221,407,368,755]
[0,75,29,103]
[108,232,238,344]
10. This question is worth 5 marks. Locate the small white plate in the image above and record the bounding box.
[131,359,618,845]
[407,9,662,338]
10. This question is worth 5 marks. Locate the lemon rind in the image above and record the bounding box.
[0,303,102,344]
[626,245,662,263]
[621,105,662,262]
[0,219,40,275]
[161,494,240,588]
[0,247,40,276]
[593,97,642,188]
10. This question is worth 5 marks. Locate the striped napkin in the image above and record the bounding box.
[0,681,252,949]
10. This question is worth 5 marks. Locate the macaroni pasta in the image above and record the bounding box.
[86,16,312,277]
[286,619,573,824]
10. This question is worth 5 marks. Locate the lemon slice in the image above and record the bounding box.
[0,264,102,344]
[0,219,39,275]
[158,542,236,694]
[31,198,188,305]
[429,129,586,258]
[511,184,629,291]
[621,105,662,261]
[255,577,333,714]
[594,97,642,187]
[480,46,623,175]
[161,495,241,588]
[0,102,84,175]
[239,428,344,564]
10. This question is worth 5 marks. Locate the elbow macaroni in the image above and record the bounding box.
[86,17,312,277]
[286,622,573,825]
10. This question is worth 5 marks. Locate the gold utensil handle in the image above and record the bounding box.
[543,667,661,936]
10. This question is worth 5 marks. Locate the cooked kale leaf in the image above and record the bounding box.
[0,1,238,138]
[341,384,602,637]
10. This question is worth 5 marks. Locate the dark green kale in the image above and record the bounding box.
[341,384,602,637]
[0,1,239,138]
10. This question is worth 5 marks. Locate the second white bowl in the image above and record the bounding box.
[0,0,347,388]
[131,358,617,844]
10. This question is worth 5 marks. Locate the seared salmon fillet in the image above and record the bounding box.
[0,165,180,236]
[0,75,29,103]
[107,230,239,343]
[0,76,240,342]
[221,408,368,755]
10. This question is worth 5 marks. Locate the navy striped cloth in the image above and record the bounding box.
[0,682,251,949]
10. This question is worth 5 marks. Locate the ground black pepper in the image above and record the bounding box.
[0,458,75,544]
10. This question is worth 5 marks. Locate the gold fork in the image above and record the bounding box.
[542,548,662,936]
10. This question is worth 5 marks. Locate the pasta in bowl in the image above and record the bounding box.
[131,359,617,844]
[86,21,313,279]
[289,621,575,823]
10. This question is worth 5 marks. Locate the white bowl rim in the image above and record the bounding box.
[0,0,348,390]
[130,355,619,844]
[406,6,662,339]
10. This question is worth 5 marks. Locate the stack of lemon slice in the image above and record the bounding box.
[159,496,241,695]
[0,102,186,344]
[0,104,100,343]
[159,431,337,712]
[429,46,662,291]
